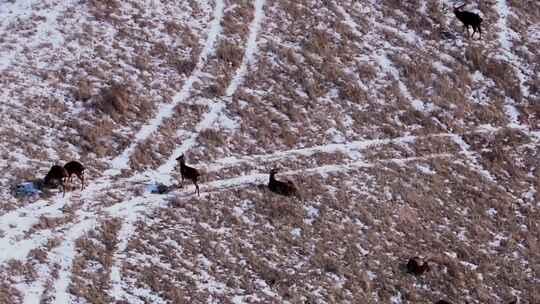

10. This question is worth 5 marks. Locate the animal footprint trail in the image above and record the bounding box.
[0,123,529,266]
[68,133,536,300]
[148,0,267,184]
[106,1,268,296]
[106,0,226,174]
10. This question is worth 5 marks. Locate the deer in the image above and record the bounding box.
[406,257,430,276]
[176,154,200,196]
[43,165,69,197]
[268,168,299,197]
[64,160,85,191]
[453,2,483,39]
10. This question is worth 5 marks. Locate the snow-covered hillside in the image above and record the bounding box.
[1,0,539,303]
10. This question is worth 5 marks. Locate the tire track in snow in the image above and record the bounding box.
[0,125,508,265]
[143,0,266,184]
[108,0,266,299]
[104,151,478,226]
[202,128,496,172]
[48,218,96,304]
[106,0,226,174]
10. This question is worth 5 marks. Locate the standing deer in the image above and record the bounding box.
[176,154,200,196]
[43,165,69,197]
[64,160,86,191]
[406,257,431,276]
[268,168,298,197]
[453,3,483,39]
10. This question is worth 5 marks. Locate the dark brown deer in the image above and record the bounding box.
[64,160,85,191]
[43,165,69,197]
[453,3,483,39]
[268,169,298,197]
[406,257,430,276]
[176,154,200,196]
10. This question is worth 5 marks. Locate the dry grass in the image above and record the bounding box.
[215,42,244,68]
[1,0,539,302]
[70,218,121,303]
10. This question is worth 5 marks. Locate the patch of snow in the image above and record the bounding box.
[432,61,452,73]
[486,208,497,217]
[391,292,403,304]
[51,218,96,304]
[495,0,512,50]
[290,228,301,238]
[460,261,478,270]
[416,164,435,175]
[451,134,496,182]
[224,0,265,97]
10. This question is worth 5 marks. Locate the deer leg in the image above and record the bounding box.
[194,180,200,196]
[65,175,70,190]
[78,173,84,190]
[62,178,67,197]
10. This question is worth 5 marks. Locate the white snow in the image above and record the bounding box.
[486,208,498,217]
[290,227,301,238]
[450,134,496,182]
[391,291,403,304]
[224,0,265,97]
[416,164,435,175]
[495,0,512,50]
[51,218,96,304]
[374,51,430,112]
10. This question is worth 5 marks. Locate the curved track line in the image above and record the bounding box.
[107,0,227,301]
[49,218,96,304]
[0,125,507,265]
[108,0,266,299]
[145,0,267,185]
[107,0,226,174]
[0,123,522,265]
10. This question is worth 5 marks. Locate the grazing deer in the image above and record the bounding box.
[176,154,200,196]
[453,3,483,39]
[406,257,430,276]
[43,165,69,197]
[268,168,298,197]
[64,160,85,191]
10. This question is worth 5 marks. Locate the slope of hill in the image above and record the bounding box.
[1,0,539,303]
